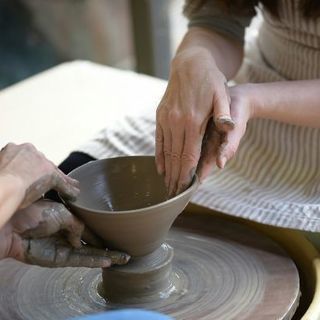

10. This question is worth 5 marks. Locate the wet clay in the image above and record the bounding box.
[0,213,300,320]
[101,243,175,303]
[68,156,170,212]
[65,156,198,256]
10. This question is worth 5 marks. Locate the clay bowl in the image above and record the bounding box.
[65,156,198,256]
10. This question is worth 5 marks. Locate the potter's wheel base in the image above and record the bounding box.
[0,213,300,320]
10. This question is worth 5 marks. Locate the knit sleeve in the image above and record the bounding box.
[183,0,256,43]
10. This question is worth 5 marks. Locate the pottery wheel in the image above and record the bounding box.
[0,212,300,320]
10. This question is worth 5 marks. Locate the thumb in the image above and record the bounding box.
[216,123,246,169]
[22,238,130,268]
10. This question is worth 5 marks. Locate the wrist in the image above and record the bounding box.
[170,47,223,87]
[230,83,258,120]
[179,27,243,78]
[244,83,270,119]
[172,46,217,70]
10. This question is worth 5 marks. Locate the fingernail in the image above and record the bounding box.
[219,156,227,169]
[109,252,130,265]
[216,116,235,130]
[217,115,233,123]
[121,253,131,264]
[115,254,130,265]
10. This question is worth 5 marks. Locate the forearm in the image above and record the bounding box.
[249,80,320,128]
[175,27,244,79]
[0,174,25,228]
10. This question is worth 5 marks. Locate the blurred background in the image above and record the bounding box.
[0,0,188,90]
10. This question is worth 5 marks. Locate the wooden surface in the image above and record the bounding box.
[0,212,300,320]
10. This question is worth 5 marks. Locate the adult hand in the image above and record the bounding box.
[156,48,234,196]
[0,143,80,209]
[0,200,130,267]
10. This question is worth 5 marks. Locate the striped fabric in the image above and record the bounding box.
[79,0,320,232]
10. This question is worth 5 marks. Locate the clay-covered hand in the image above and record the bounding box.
[0,200,130,268]
[216,84,255,167]
[0,143,80,209]
[156,48,234,196]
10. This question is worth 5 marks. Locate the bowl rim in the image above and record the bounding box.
[64,155,199,215]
